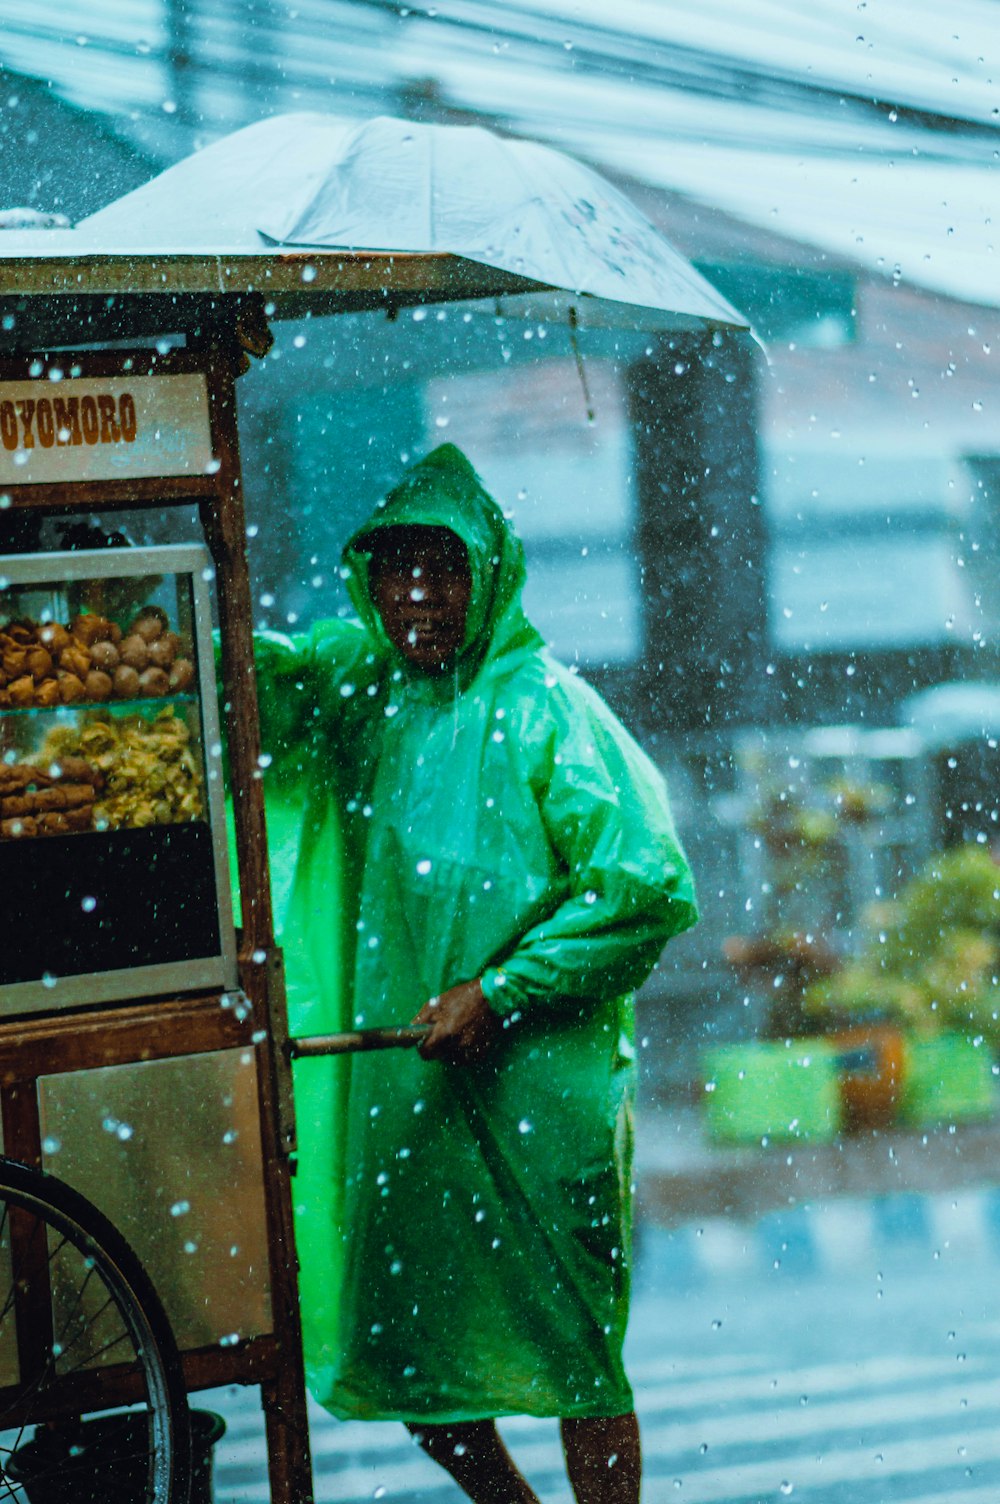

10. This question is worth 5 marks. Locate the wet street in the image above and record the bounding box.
[206,1182,1000,1503]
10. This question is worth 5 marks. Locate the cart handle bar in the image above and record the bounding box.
[288,1025,431,1058]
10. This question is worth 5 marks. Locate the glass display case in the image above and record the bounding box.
[0,544,236,1015]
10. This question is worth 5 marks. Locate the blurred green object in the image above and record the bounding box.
[702,1041,841,1144]
[900,1034,997,1126]
[804,847,1000,1048]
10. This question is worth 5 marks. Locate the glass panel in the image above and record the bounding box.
[0,552,228,1001]
[38,1050,272,1353]
[0,564,204,834]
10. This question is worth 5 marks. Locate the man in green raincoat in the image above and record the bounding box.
[255,444,697,1503]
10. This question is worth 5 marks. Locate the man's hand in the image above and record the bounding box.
[411,978,500,1066]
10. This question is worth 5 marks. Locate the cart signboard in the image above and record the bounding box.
[0,371,213,486]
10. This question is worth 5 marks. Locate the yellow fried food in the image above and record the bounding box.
[36,707,204,829]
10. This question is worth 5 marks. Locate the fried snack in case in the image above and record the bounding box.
[37,707,205,830]
[1,815,37,839]
[0,606,190,707]
[0,759,103,837]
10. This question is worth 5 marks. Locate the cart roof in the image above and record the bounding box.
[0,231,563,346]
[0,234,736,348]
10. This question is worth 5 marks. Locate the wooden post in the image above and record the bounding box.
[201,333,314,1504]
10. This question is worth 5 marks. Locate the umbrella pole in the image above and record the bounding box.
[568,306,595,424]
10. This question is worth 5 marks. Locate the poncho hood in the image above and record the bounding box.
[343,443,541,681]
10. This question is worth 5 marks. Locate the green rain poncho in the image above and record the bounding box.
[255,444,697,1423]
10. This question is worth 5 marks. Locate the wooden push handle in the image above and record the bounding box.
[288,1025,431,1058]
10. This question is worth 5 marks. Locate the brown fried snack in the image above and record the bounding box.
[113,664,141,699]
[34,678,60,707]
[138,666,170,697]
[58,643,91,680]
[70,614,114,646]
[148,633,178,669]
[36,811,70,834]
[131,614,165,644]
[84,669,113,702]
[1,815,37,838]
[38,622,71,655]
[57,671,87,705]
[1,793,33,817]
[51,756,102,788]
[89,640,120,672]
[168,658,195,693]
[0,763,52,792]
[8,675,34,707]
[131,606,169,641]
[64,804,94,831]
[2,646,27,678]
[31,783,96,813]
[58,783,97,811]
[119,634,150,672]
[25,646,53,681]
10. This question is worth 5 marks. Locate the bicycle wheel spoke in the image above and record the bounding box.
[48,1257,99,1356]
[58,1322,134,1379]
[0,1162,190,1503]
[0,1257,89,1429]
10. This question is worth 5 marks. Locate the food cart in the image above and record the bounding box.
[0,237,596,1503]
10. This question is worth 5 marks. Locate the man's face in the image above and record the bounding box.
[368,526,472,672]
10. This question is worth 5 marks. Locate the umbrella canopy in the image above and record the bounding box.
[900,682,1000,751]
[77,113,747,334]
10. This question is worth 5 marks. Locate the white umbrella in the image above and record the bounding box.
[78,113,747,334]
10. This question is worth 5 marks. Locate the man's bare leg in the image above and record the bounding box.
[406,1420,541,1504]
[560,1412,642,1504]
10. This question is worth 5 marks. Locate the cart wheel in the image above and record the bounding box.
[0,1155,191,1503]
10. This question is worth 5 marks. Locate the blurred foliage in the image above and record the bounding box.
[826,776,893,825]
[804,847,1000,1045]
